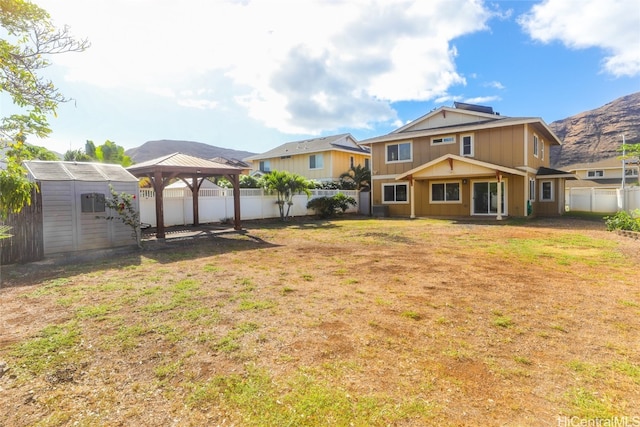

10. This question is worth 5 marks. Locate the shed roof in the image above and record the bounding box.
[24,160,139,182]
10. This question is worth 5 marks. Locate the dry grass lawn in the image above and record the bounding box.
[0,216,639,426]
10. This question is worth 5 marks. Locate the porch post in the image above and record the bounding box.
[409,175,416,219]
[496,172,503,220]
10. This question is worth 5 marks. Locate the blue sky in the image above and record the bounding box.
[4,0,640,156]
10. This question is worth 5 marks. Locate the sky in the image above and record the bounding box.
[3,0,640,156]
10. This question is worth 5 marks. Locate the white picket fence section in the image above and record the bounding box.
[565,186,640,213]
[139,188,359,227]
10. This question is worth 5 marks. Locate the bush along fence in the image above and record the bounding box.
[138,188,360,227]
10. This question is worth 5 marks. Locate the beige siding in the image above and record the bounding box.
[253,151,370,181]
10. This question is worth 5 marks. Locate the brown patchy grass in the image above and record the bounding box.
[0,216,639,426]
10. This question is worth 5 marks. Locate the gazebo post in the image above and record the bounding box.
[231,174,242,230]
[192,174,199,226]
[154,170,166,239]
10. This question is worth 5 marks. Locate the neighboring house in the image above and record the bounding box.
[244,134,371,183]
[210,156,252,175]
[563,156,639,189]
[23,160,140,255]
[361,102,574,218]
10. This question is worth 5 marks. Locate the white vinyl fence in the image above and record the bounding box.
[139,188,359,227]
[565,186,640,214]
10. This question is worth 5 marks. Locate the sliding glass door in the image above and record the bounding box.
[472,181,506,215]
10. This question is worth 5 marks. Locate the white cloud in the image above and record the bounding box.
[518,0,640,77]
[484,81,505,90]
[37,0,494,135]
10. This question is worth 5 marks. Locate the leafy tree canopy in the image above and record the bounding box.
[62,140,132,166]
[1,0,89,218]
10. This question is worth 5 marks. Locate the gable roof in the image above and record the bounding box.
[24,160,139,182]
[362,108,562,147]
[127,152,242,176]
[395,154,527,181]
[245,133,370,161]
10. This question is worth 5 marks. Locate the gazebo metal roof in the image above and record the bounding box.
[127,153,244,239]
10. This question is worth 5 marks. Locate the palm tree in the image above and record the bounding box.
[261,170,313,220]
[339,165,371,190]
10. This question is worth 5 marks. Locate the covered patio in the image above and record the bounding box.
[127,153,244,239]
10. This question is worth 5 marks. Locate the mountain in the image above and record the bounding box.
[550,92,640,168]
[125,140,256,164]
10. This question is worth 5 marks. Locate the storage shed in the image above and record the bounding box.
[23,160,141,255]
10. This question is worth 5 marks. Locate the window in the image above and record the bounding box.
[350,156,354,168]
[309,154,324,169]
[386,142,412,162]
[81,193,106,213]
[280,155,291,159]
[382,183,408,203]
[259,160,271,172]
[626,168,639,177]
[540,139,545,160]
[431,182,460,203]
[533,134,539,157]
[460,134,473,157]
[431,135,455,145]
[364,158,370,170]
[529,178,536,201]
[587,170,604,178]
[540,181,553,201]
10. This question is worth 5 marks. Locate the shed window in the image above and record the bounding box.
[81,193,106,213]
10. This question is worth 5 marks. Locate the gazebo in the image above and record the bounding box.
[127,153,244,239]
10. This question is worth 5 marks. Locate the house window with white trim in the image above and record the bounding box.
[364,158,370,170]
[533,134,539,157]
[350,156,354,168]
[259,160,271,172]
[309,154,324,169]
[431,182,461,203]
[587,170,604,178]
[386,142,412,163]
[431,135,455,145]
[529,178,536,201]
[460,134,473,157]
[382,183,408,203]
[625,167,639,177]
[540,139,545,160]
[540,181,553,201]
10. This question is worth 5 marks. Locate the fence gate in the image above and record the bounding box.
[1,189,44,265]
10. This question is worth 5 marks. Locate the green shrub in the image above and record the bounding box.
[604,209,640,232]
[307,193,357,218]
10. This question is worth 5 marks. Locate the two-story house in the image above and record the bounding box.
[244,134,371,183]
[361,102,574,219]
[563,157,639,189]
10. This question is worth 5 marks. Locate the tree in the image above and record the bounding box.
[63,140,133,166]
[260,170,313,221]
[1,0,89,218]
[339,165,371,190]
[63,148,92,162]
